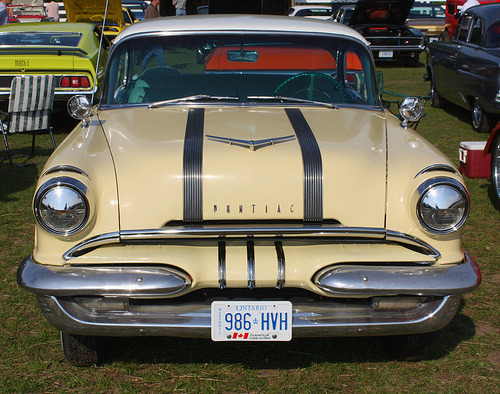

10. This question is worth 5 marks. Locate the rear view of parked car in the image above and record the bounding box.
[406,1,446,44]
[285,5,332,19]
[0,22,109,105]
[426,3,500,132]
[17,14,480,367]
[340,0,425,66]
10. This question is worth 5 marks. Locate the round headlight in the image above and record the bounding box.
[34,178,90,236]
[417,179,469,235]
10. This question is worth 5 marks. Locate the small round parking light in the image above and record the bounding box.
[67,95,92,124]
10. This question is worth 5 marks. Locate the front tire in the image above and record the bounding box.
[382,332,436,361]
[491,132,500,207]
[471,100,492,133]
[61,332,102,367]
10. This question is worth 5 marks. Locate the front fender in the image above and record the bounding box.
[483,121,500,156]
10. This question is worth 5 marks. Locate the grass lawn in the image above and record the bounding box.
[1,55,499,392]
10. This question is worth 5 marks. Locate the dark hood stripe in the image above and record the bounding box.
[183,108,205,223]
[285,108,323,222]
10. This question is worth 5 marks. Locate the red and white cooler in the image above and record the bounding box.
[459,141,491,179]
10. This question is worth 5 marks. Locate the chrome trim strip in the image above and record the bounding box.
[386,230,441,260]
[183,108,204,223]
[35,293,462,338]
[18,256,191,297]
[62,227,441,262]
[247,239,256,289]
[218,240,226,289]
[314,253,480,296]
[121,225,386,239]
[275,241,285,289]
[206,134,296,151]
[285,108,323,222]
[63,232,120,261]
[372,46,425,51]
[414,164,460,178]
[54,89,97,96]
[42,165,90,179]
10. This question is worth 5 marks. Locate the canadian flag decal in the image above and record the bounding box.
[232,332,249,339]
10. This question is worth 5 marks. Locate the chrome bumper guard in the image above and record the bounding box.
[314,253,481,296]
[18,254,481,338]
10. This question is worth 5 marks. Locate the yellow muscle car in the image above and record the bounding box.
[17,15,481,366]
[0,22,109,104]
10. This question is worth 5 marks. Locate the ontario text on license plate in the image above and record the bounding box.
[379,51,393,58]
[211,301,292,341]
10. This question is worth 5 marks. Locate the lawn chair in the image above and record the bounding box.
[1,75,56,166]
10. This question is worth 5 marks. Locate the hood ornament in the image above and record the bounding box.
[206,134,296,151]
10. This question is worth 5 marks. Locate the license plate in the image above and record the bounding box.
[379,51,393,58]
[211,301,292,341]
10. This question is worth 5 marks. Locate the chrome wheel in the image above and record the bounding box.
[471,101,491,133]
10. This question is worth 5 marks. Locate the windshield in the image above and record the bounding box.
[103,33,378,107]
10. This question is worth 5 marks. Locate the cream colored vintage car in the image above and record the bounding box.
[18,15,481,366]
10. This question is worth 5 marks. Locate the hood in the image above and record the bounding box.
[349,0,414,26]
[64,0,124,26]
[98,107,388,231]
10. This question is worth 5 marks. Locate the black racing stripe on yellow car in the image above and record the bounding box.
[285,108,323,222]
[183,108,205,223]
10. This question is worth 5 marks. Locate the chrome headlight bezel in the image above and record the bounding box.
[34,177,92,237]
[416,177,470,235]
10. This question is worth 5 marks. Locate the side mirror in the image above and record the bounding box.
[399,97,425,129]
[67,95,92,128]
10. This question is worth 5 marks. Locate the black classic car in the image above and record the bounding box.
[425,3,500,132]
[340,0,425,66]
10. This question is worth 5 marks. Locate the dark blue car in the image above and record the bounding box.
[425,3,500,133]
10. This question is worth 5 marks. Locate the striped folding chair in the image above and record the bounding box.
[1,75,56,166]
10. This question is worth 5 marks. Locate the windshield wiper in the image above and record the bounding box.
[148,94,239,108]
[248,95,338,109]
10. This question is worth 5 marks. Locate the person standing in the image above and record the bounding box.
[45,0,59,22]
[145,0,160,19]
[0,0,12,26]
[173,0,187,16]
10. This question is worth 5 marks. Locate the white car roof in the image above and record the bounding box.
[113,14,369,45]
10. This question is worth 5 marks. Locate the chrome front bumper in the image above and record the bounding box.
[18,254,481,338]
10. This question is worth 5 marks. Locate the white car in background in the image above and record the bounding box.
[285,5,332,19]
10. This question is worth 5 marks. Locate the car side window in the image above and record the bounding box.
[485,21,500,48]
[469,17,482,45]
[455,15,473,42]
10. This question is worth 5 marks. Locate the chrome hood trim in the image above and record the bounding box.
[62,225,441,262]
